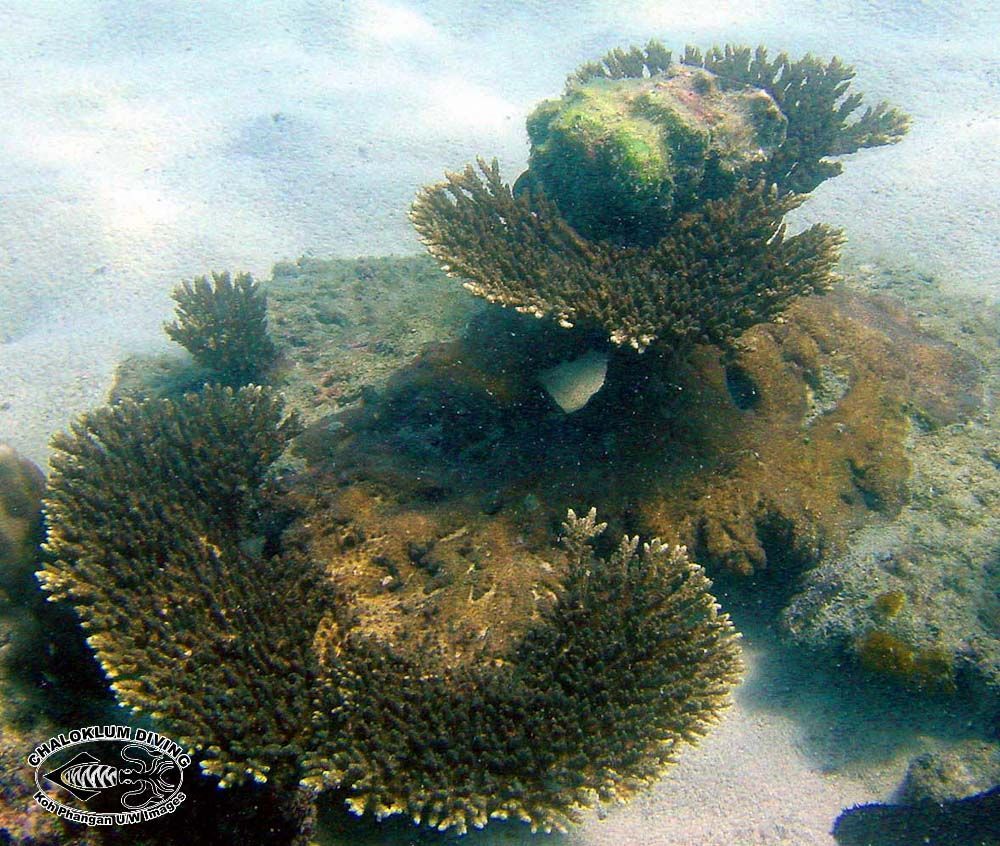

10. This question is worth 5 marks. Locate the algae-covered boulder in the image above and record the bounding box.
[899,741,1000,804]
[519,62,786,245]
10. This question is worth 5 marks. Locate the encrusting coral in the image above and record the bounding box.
[411,41,907,352]
[302,282,978,580]
[165,270,277,385]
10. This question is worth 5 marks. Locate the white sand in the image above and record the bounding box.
[3,2,996,841]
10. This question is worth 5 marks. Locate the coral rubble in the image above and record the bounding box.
[165,270,277,385]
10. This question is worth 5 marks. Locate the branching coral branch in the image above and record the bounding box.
[412,42,906,352]
[680,44,910,194]
[165,271,277,385]
[568,41,908,196]
[412,159,843,351]
[304,508,742,834]
[39,386,316,790]
[568,39,674,85]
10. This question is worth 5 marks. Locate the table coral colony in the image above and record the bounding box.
[411,42,907,352]
[38,42,912,842]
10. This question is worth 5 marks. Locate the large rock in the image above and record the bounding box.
[783,267,999,695]
[521,63,786,244]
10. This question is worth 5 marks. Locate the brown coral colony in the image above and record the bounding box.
[412,42,907,352]
[31,39,921,842]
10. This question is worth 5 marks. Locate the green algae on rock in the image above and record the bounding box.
[567,42,908,197]
[519,60,787,245]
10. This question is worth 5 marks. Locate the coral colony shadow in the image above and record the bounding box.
[9,36,996,846]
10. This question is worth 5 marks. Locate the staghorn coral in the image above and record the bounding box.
[412,159,843,351]
[37,373,742,838]
[568,40,676,84]
[680,44,910,195]
[165,271,277,385]
[411,41,908,352]
[302,508,742,834]
[38,385,319,792]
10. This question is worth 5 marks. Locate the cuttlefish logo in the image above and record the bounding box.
[28,726,189,826]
